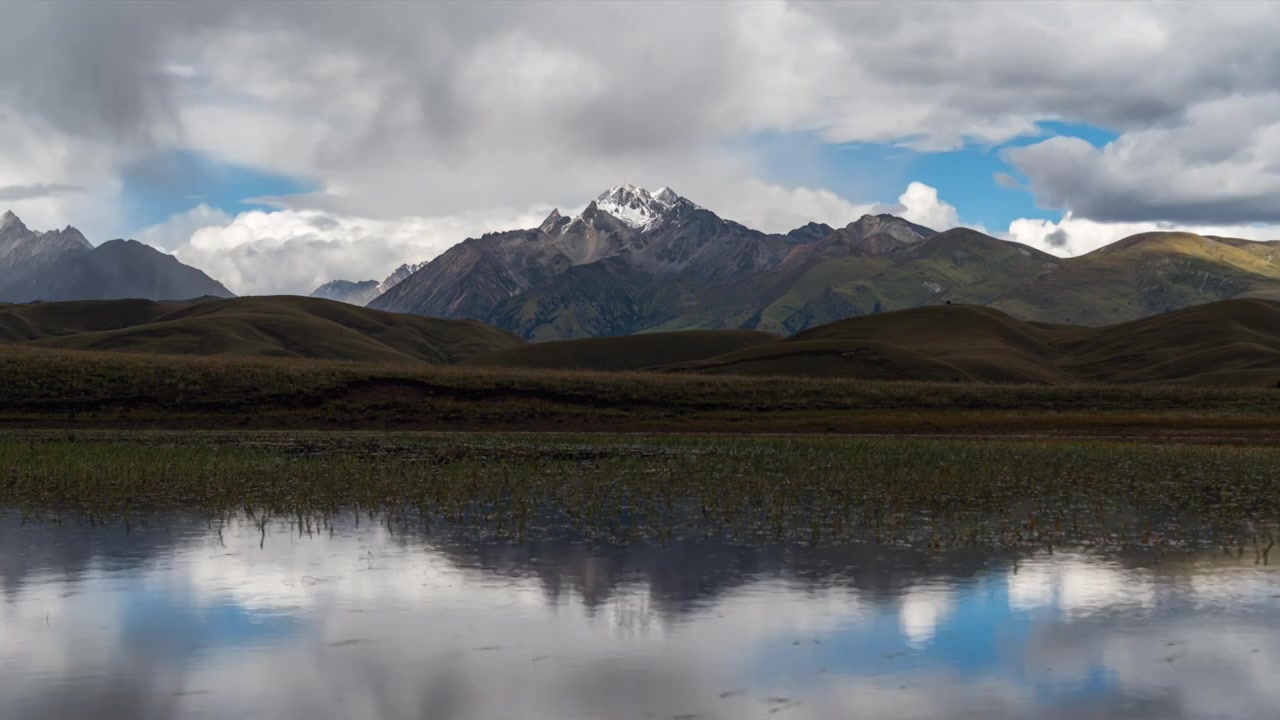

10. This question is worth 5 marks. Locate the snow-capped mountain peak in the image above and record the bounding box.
[594,183,683,228]
[651,187,679,207]
[1,210,23,231]
[377,261,424,294]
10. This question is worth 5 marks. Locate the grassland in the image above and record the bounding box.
[6,295,1280,387]
[3,431,1277,552]
[1,296,1279,438]
[464,329,776,371]
[0,295,522,363]
[4,342,1280,438]
[466,299,1280,386]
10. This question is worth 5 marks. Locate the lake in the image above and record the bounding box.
[2,512,1277,720]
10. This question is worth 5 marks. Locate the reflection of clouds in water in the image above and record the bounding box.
[179,523,550,613]
[1008,557,1155,616]
[0,570,125,684]
[0,517,1279,719]
[898,585,951,645]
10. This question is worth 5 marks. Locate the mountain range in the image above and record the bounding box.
[310,261,425,306]
[0,211,232,303]
[360,184,1280,340]
[9,180,1280,339]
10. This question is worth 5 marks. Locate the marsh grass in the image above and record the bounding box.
[3,431,1277,553]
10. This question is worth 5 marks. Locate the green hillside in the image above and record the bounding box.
[644,229,1280,339]
[2,296,523,364]
[989,232,1280,325]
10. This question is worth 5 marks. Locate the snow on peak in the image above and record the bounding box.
[652,187,679,206]
[594,183,685,228]
[1,210,20,229]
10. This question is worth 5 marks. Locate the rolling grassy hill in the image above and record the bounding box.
[463,329,776,371]
[987,232,1280,325]
[3,295,1279,387]
[0,295,522,364]
[660,299,1280,386]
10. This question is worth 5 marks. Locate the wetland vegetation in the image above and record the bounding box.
[4,431,1278,555]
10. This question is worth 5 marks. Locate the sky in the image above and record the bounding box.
[3,1,1280,295]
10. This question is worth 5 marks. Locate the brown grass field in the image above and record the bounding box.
[3,342,1279,442]
[2,295,1279,443]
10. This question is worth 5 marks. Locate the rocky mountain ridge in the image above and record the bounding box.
[368,184,1280,340]
[0,211,233,303]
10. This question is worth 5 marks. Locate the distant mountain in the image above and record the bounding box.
[0,212,235,303]
[308,261,426,306]
[377,261,425,294]
[0,210,92,286]
[310,279,381,306]
[369,184,1280,339]
[371,184,821,339]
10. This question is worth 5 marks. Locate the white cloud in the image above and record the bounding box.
[1006,212,1280,257]
[141,205,552,296]
[894,181,962,231]
[7,0,1280,258]
[694,179,876,233]
[1007,94,1280,224]
[0,106,125,236]
[7,1,1280,226]
[132,203,232,251]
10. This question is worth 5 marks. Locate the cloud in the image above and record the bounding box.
[0,106,124,234]
[132,203,233,250]
[1005,212,1280,257]
[694,180,876,233]
[1043,228,1070,249]
[1007,93,1280,224]
[5,1,1280,235]
[891,181,962,231]
[140,205,553,296]
[993,172,1021,190]
[0,183,86,202]
[7,0,1280,293]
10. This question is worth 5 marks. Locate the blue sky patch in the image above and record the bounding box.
[748,121,1121,231]
[121,149,315,234]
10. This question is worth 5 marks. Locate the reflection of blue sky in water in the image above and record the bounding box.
[2,515,1278,720]
[121,585,301,652]
[746,573,1116,709]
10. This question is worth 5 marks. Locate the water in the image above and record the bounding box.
[2,514,1278,720]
